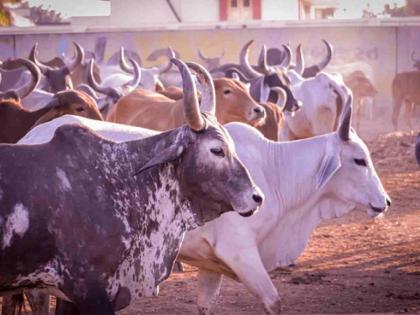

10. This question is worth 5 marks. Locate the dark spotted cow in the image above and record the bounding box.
[0,59,263,315]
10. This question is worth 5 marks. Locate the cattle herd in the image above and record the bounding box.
[2,36,417,315]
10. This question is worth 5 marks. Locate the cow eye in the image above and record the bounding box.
[210,147,225,157]
[76,106,84,112]
[354,158,367,167]
[223,89,232,95]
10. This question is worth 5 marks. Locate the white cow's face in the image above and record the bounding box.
[328,132,391,218]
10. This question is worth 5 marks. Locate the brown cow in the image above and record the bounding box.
[107,77,265,131]
[0,90,103,143]
[344,70,377,131]
[255,87,287,141]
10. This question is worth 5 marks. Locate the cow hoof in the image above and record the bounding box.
[264,299,282,314]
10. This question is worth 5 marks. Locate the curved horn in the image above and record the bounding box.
[29,42,51,74]
[280,44,292,68]
[171,58,205,131]
[158,48,176,74]
[338,93,353,141]
[224,67,250,82]
[12,58,41,99]
[186,61,216,116]
[76,83,99,100]
[270,87,287,109]
[303,40,333,78]
[126,57,142,89]
[258,45,271,75]
[198,49,210,62]
[295,44,305,75]
[87,58,115,96]
[239,40,262,79]
[65,41,85,72]
[119,47,132,73]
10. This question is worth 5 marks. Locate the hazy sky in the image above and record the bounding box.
[25,0,406,19]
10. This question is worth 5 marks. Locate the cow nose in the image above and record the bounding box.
[386,197,392,207]
[253,107,263,114]
[252,193,263,205]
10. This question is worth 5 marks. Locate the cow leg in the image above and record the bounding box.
[197,269,223,315]
[392,99,402,130]
[404,101,414,132]
[1,295,24,315]
[26,291,51,315]
[213,245,281,315]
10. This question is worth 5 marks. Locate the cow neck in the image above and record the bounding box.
[261,135,352,268]
[123,126,196,230]
[25,105,55,127]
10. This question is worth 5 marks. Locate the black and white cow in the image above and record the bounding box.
[0,59,263,315]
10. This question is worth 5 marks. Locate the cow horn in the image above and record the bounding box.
[258,45,271,75]
[12,58,41,99]
[29,42,51,74]
[186,61,216,116]
[119,47,132,73]
[158,48,176,74]
[171,58,205,131]
[280,44,292,68]
[224,67,250,82]
[303,40,333,78]
[338,93,353,141]
[87,58,116,97]
[270,87,287,109]
[240,40,262,79]
[65,41,85,72]
[126,57,142,89]
[295,44,305,75]
[76,83,99,100]
[198,49,210,62]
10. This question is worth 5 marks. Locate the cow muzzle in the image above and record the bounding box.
[234,187,264,218]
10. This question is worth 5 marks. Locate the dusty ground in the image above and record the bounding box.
[118,111,420,315]
[2,111,420,314]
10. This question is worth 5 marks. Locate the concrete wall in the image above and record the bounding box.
[1,22,420,111]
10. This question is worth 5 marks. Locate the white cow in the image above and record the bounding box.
[280,69,351,141]
[177,105,390,314]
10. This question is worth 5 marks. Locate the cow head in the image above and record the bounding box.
[411,50,420,71]
[197,48,225,71]
[240,40,302,114]
[316,95,391,219]
[29,41,85,92]
[87,56,141,107]
[214,78,265,126]
[137,59,264,223]
[32,90,103,127]
[120,47,173,91]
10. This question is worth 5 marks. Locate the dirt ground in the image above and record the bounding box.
[118,111,420,315]
[1,111,419,315]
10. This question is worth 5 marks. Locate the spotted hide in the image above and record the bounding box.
[0,121,261,314]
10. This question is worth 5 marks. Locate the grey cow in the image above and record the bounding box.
[0,59,263,315]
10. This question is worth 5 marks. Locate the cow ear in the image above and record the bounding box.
[316,151,341,190]
[134,144,185,176]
